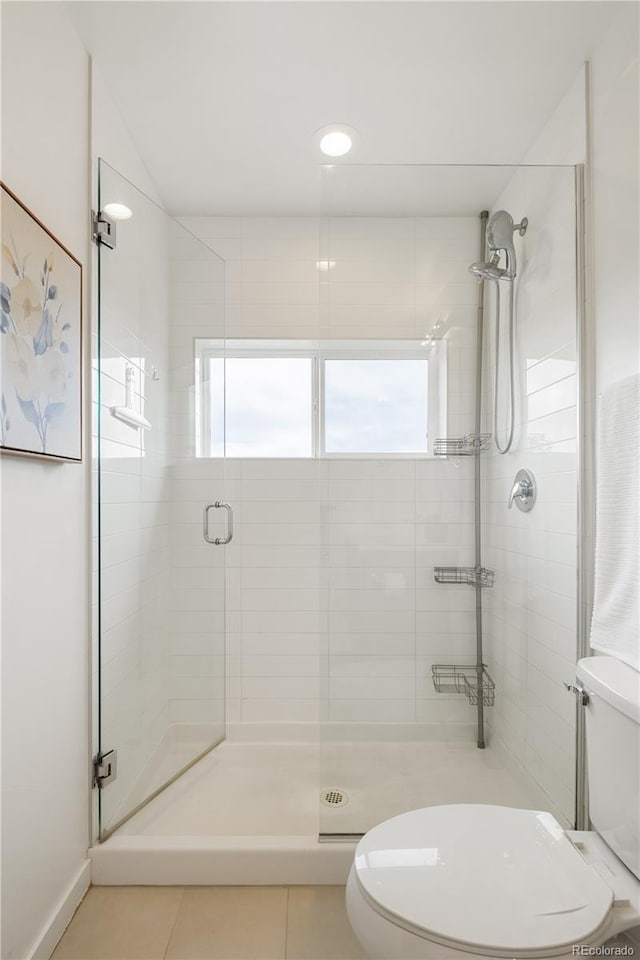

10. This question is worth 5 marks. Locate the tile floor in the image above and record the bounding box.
[51,884,640,960]
[52,885,365,960]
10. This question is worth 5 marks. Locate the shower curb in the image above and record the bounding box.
[89,836,355,885]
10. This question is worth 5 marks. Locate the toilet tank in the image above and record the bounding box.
[577,656,640,880]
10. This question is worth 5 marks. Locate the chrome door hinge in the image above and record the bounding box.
[564,682,589,706]
[92,210,117,249]
[93,749,117,787]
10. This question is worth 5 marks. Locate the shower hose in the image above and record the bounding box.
[493,278,515,454]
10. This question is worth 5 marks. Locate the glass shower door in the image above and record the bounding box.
[96,160,228,838]
[318,162,580,837]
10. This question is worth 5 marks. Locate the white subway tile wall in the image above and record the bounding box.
[480,166,578,822]
[96,195,578,824]
[172,215,481,733]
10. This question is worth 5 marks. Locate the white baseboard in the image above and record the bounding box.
[28,859,91,960]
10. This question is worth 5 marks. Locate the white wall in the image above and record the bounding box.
[523,66,586,166]
[171,215,480,733]
[481,3,640,825]
[477,52,586,827]
[481,166,579,824]
[0,4,91,957]
[91,66,162,206]
[476,58,586,827]
[590,6,639,391]
[478,57,585,825]
[588,12,639,944]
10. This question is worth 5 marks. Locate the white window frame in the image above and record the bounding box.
[195,338,447,459]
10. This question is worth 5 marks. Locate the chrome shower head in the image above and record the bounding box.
[469,255,506,281]
[469,210,528,282]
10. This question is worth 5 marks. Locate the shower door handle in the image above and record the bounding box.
[203,501,234,545]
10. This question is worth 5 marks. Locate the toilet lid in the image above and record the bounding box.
[353,804,613,956]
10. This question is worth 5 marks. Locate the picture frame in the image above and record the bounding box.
[1,182,83,462]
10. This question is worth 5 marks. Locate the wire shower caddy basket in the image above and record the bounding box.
[431,664,495,707]
[433,434,492,457]
[433,566,495,588]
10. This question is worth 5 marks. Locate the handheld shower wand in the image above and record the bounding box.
[468,210,528,454]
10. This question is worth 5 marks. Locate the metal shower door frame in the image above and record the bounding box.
[574,160,594,831]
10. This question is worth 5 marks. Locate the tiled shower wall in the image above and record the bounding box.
[321,456,477,728]
[97,191,580,805]
[170,215,482,732]
[166,232,227,738]
[481,166,578,823]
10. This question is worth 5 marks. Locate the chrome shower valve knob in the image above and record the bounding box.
[508,468,536,512]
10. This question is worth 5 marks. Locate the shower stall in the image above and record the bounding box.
[92,159,584,878]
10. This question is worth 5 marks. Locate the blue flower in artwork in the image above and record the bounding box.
[1,281,11,333]
[16,394,41,431]
[33,306,54,356]
[47,285,57,300]
[44,401,65,425]
[0,394,8,444]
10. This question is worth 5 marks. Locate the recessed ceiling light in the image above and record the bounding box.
[314,124,359,159]
[320,131,352,157]
[103,202,133,221]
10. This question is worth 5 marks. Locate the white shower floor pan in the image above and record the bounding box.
[90,740,554,885]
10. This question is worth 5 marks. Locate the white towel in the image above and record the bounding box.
[590,373,640,669]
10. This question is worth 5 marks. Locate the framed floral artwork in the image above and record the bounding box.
[1,183,82,461]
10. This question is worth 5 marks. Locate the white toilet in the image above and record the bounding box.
[347,656,640,959]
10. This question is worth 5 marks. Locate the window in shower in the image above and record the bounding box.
[323,357,428,454]
[196,339,446,458]
[206,355,314,457]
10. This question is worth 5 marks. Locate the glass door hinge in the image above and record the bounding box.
[93,749,117,787]
[92,211,117,249]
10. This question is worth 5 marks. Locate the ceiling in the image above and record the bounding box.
[69,1,619,216]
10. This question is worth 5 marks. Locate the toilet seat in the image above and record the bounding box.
[352,804,615,957]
